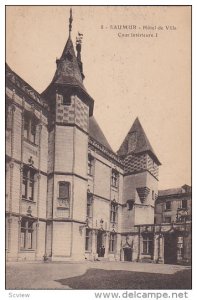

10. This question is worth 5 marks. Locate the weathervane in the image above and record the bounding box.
[69,8,73,37]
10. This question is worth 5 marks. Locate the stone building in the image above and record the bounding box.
[154,185,191,264]
[5,10,191,264]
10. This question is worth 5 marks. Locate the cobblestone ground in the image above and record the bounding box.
[6,261,191,290]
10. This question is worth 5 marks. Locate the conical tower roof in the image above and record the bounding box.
[117,117,161,165]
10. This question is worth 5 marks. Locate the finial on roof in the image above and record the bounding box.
[69,8,73,37]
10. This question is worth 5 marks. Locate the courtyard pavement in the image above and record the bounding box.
[6,261,191,290]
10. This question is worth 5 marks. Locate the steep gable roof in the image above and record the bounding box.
[117,117,161,165]
[89,116,113,152]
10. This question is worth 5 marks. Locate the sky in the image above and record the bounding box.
[6,6,191,189]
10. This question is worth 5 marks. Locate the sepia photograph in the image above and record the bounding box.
[5,5,191,291]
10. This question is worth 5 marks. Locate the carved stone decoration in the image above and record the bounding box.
[27,206,32,216]
[28,156,34,166]
[136,187,150,203]
[57,198,69,209]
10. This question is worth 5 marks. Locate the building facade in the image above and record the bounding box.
[5,11,191,264]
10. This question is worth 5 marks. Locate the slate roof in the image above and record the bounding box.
[117,117,161,165]
[42,36,94,115]
[158,185,191,197]
[158,188,183,197]
[89,116,113,152]
[52,37,86,91]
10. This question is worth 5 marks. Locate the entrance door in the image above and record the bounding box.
[164,233,177,264]
[124,247,132,261]
[97,231,104,257]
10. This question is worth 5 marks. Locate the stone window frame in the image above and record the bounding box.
[22,165,37,202]
[20,218,35,250]
[109,232,116,253]
[23,110,39,145]
[86,193,93,218]
[142,234,153,255]
[88,153,94,176]
[111,169,119,188]
[57,181,70,209]
[110,202,118,223]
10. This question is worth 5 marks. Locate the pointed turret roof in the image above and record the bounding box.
[42,9,94,115]
[89,116,113,151]
[51,37,85,90]
[117,117,161,165]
